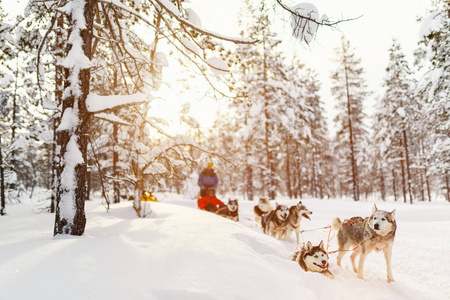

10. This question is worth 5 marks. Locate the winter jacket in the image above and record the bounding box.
[197,195,225,211]
[198,169,219,190]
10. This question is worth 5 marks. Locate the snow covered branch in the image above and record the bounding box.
[86,93,149,113]
[276,0,361,44]
[276,0,360,26]
[153,0,257,45]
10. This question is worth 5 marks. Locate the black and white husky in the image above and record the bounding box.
[253,196,272,226]
[216,199,239,222]
[290,241,334,279]
[331,204,397,282]
[282,201,312,245]
[261,203,289,239]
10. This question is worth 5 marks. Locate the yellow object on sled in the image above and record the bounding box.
[141,191,158,202]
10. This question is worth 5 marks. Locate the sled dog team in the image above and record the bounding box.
[257,197,396,282]
[205,196,397,282]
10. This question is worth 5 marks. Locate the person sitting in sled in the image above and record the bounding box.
[198,188,224,212]
[198,162,219,197]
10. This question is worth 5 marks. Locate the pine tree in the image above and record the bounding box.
[416,0,450,201]
[1,2,51,209]
[330,36,370,201]
[230,2,304,199]
[376,40,416,203]
[302,67,330,198]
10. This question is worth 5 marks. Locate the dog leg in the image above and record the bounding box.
[275,230,282,240]
[323,270,335,279]
[350,249,360,273]
[336,250,346,267]
[269,228,276,238]
[384,247,394,283]
[295,230,300,246]
[357,250,368,279]
[255,216,260,228]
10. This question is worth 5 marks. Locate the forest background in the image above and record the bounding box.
[0,0,448,234]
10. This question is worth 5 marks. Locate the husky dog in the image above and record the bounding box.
[290,241,334,279]
[261,203,289,239]
[253,196,272,226]
[216,199,239,222]
[331,204,397,282]
[282,201,312,245]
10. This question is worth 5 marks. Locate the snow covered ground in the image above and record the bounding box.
[1,192,449,300]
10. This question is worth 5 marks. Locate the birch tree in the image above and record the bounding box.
[28,0,257,235]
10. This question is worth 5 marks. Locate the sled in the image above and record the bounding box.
[141,191,158,202]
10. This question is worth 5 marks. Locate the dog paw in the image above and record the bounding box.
[387,277,395,283]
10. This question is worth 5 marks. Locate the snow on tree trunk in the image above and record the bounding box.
[1,134,6,215]
[113,123,120,204]
[54,0,94,235]
[131,122,151,218]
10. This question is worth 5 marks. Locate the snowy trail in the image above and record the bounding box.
[0,196,449,300]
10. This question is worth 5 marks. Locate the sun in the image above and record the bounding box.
[150,83,221,136]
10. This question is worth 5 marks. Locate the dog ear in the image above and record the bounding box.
[372,204,378,214]
[390,209,396,219]
[318,240,324,250]
[305,241,312,251]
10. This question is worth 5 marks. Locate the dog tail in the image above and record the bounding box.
[331,217,342,232]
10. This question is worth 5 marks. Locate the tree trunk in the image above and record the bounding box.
[51,14,65,214]
[0,134,6,215]
[113,123,120,203]
[392,169,397,202]
[87,169,91,200]
[419,168,425,201]
[344,64,359,201]
[380,167,386,201]
[400,153,407,203]
[243,113,253,201]
[54,0,94,235]
[286,136,292,199]
[297,158,303,199]
[317,148,324,199]
[311,149,317,197]
[293,146,299,199]
[446,172,450,202]
[111,68,120,204]
[402,130,413,204]
[246,163,253,200]
[132,122,148,217]
[50,119,57,214]
[262,34,274,200]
